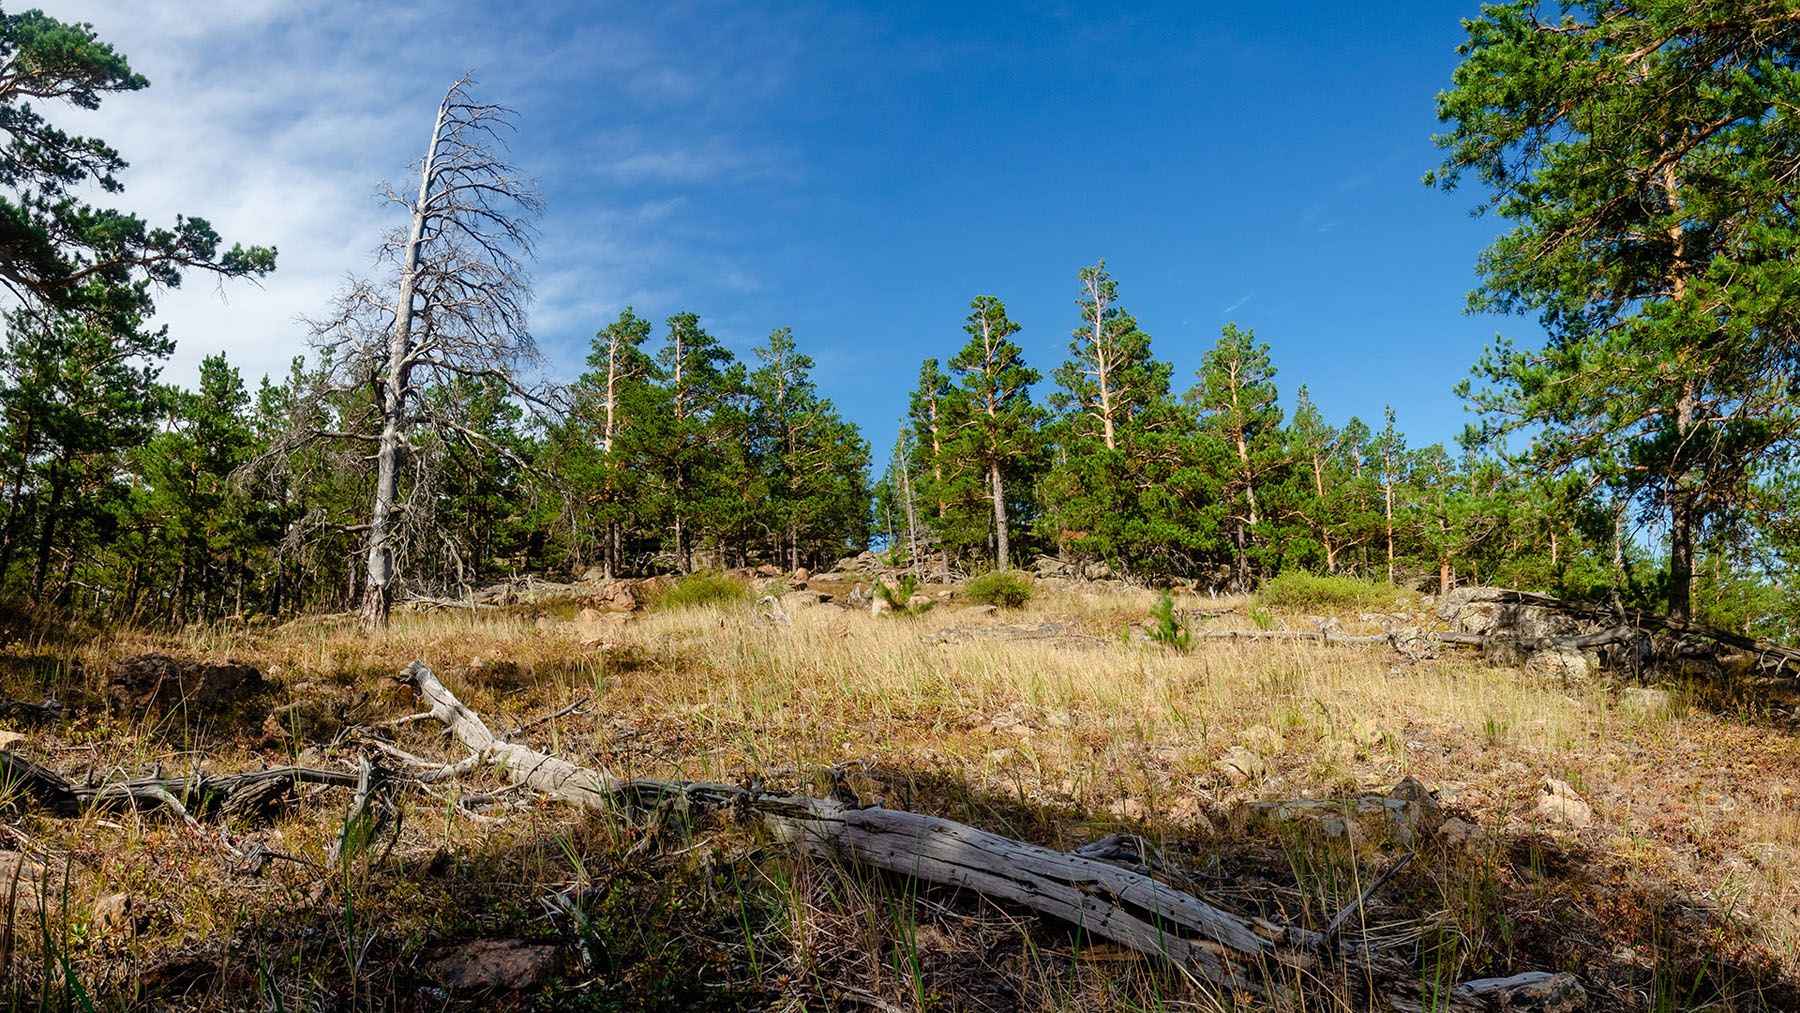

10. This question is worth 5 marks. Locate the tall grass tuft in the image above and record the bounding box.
[657,573,750,611]
[1255,571,1406,612]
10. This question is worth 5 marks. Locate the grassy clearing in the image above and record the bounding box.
[0,585,1795,1008]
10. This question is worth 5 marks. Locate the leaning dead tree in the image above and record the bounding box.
[274,77,545,629]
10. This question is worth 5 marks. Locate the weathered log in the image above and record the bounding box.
[1390,970,1588,1012]
[400,660,1289,990]
[1449,587,1800,673]
[398,659,1578,1006]
[0,750,360,821]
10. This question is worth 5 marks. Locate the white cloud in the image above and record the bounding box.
[44,1,815,391]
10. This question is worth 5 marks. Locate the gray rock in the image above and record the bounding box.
[1526,646,1596,685]
[1213,746,1267,785]
[1534,777,1592,829]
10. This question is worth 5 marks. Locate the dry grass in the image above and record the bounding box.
[0,584,1797,1009]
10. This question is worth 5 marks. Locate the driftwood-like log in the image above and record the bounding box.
[400,660,1289,990]
[398,659,1577,1005]
[1391,970,1588,1012]
[1187,623,1650,668]
[0,750,360,821]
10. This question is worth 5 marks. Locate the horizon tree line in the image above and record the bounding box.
[0,3,1795,639]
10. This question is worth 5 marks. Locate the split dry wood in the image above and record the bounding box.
[398,659,1581,1006]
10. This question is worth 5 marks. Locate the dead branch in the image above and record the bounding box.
[0,751,360,822]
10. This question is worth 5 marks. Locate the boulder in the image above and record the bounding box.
[588,580,637,613]
[0,852,46,912]
[779,590,830,611]
[107,653,265,715]
[792,567,811,582]
[1031,555,1072,579]
[1621,686,1675,716]
[1525,646,1596,685]
[1212,746,1267,785]
[1438,586,1581,641]
[1534,777,1592,829]
[578,564,608,583]
[826,551,885,579]
[423,938,560,994]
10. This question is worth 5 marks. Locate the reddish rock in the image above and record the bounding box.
[107,653,264,714]
[424,938,560,993]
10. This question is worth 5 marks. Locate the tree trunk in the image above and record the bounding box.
[361,89,450,630]
[30,465,66,603]
[1384,478,1396,585]
[900,452,921,578]
[1232,521,1249,594]
[0,416,34,581]
[1090,284,1117,452]
[989,460,1010,571]
[1668,489,1695,624]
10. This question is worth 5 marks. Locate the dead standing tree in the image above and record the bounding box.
[292,77,544,629]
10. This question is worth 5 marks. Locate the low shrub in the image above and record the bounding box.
[657,573,749,610]
[1146,589,1191,650]
[1254,571,1403,612]
[965,570,1033,609]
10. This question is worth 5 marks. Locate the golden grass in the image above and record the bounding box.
[0,586,1795,1008]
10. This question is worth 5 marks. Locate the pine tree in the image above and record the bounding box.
[749,327,870,570]
[1431,0,1800,622]
[138,354,263,622]
[1042,262,1191,577]
[1187,325,1284,592]
[558,308,659,577]
[655,312,742,571]
[1374,406,1406,585]
[1287,385,1357,573]
[944,296,1041,571]
[1056,261,1167,451]
[0,311,171,604]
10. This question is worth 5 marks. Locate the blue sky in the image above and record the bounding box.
[60,1,1522,461]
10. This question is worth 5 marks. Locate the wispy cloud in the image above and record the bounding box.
[1222,293,1254,315]
[51,0,819,389]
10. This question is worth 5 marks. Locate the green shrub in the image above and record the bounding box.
[1146,589,1191,650]
[1254,571,1403,612]
[965,570,1033,609]
[873,574,935,618]
[657,573,749,610]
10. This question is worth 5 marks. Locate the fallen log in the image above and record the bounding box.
[1447,587,1800,674]
[0,750,360,822]
[397,659,1577,1006]
[400,660,1288,990]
